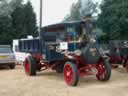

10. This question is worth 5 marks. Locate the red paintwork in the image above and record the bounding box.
[96,61,107,80]
[72,56,106,78]
[78,64,96,77]
[29,53,108,80]
[50,61,61,70]
[24,59,30,75]
[31,53,63,71]
[64,63,74,85]
[109,48,128,69]
[109,55,128,70]
[79,72,93,77]
[109,56,122,64]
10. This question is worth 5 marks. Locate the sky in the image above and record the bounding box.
[27,0,102,27]
[28,0,77,26]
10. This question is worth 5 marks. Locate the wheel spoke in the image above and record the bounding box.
[97,63,107,80]
[64,64,74,84]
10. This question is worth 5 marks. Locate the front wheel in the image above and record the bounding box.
[63,62,79,86]
[96,59,111,81]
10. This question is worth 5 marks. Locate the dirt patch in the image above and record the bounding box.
[0,65,128,96]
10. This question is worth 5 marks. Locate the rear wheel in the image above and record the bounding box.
[96,59,111,81]
[63,62,78,86]
[24,56,37,76]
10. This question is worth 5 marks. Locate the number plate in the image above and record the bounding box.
[0,56,8,59]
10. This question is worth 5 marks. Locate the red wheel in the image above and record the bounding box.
[24,56,37,76]
[24,59,30,75]
[63,62,78,86]
[96,60,111,81]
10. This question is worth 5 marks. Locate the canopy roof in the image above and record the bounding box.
[41,21,86,32]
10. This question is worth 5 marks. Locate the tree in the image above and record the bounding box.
[11,1,38,39]
[0,0,23,16]
[0,0,23,44]
[0,16,14,44]
[23,1,38,37]
[0,0,38,44]
[11,6,25,38]
[64,1,81,21]
[63,0,97,21]
[80,0,97,18]
[98,0,128,40]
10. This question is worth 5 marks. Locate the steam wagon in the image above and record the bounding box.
[109,40,128,71]
[19,19,111,86]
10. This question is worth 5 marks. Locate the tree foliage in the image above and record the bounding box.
[80,0,97,18]
[64,1,81,21]
[0,16,14,44]
[0,0,38,44]
[23,2,37,37]
[11,1,38,39]
[98,0,128,40]
[0,0,22,16]
[63,0,97,22]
